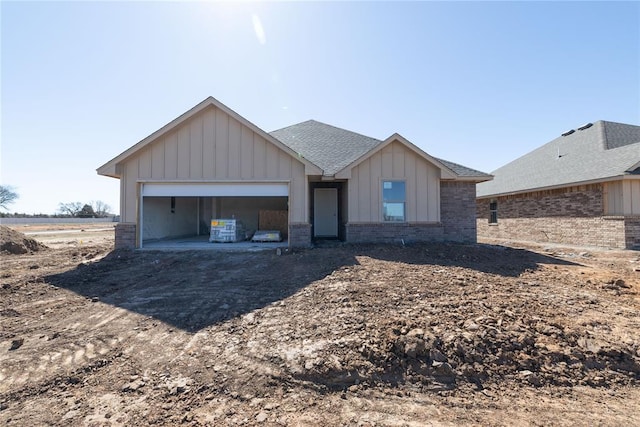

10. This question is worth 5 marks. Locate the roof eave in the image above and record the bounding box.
[477,175,632,199]
[97,163,120,179]
[455,175,493,183]
[97,96,323,178]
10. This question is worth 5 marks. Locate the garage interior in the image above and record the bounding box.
[141,196,289,248]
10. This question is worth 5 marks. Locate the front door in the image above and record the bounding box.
[314,188,338,237]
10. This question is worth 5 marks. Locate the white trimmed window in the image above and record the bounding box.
[383,180,406,222]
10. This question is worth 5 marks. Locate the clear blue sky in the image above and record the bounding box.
[2,1,638,215]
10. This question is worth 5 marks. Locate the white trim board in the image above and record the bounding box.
[141,183,289,197]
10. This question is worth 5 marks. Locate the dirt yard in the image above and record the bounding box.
[1,226,639,426]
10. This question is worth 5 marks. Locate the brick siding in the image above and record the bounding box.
[440,181,478,243]
[477,184,604,219]
[477,216,630,248]
[115,223,136,249]
[288,223,312,248]
[625,217,640,249]
[345,222,444,244]
[476,184,638,249]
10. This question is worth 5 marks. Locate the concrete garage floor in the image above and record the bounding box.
[141,235,285,251]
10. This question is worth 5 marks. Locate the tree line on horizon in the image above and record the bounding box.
[0,185,114,218]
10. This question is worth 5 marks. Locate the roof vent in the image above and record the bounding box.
[577,122,593,131]
[561,129,575,137]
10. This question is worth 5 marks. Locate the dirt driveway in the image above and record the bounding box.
[1,229,639,426]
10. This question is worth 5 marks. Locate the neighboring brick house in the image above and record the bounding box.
[477,121,640,249]
[98,96,491,249]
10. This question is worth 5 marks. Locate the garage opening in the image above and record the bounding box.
[140,183,289,248]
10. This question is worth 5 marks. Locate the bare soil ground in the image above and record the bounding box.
[5,223,116,249]
[1,227,639,426]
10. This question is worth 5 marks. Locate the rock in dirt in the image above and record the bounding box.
[166,377,193,394]
[9,338,24,351]
[0,226,47,255]
[122,379,146,392]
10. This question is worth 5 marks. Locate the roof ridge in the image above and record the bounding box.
[601,120,640,150]
[270,119,382,143]
[306,120,382,142]
[269,119,316,134]
[478,119,640,197]
[599,120,608,150]
[599,119,640,127]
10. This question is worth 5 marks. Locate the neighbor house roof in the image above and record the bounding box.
[477,120,640,198]
[271,120,492,181]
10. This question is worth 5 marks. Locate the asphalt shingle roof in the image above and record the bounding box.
[477,120,640,198]
[435,158,492,178]
[270,120,382,176]
[270,119,491,180]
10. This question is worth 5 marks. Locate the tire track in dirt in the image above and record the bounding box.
[1,334,121,392]
[3,238,640,426]
[0,306,138,393]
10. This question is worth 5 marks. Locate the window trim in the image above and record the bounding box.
[382,180,406,222]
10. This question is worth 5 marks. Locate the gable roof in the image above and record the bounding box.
[97,97,322,178]
[477,120,640,198]
[271,120,492,181]
[97,96,491,182]
[269,120,382,176]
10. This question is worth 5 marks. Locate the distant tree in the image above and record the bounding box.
[0,185,19,210]
[78,204,96,218]
[58,202,83,217]
[91,200,112,217]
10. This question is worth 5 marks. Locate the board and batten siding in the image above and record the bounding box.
[118,106,307,224]
[348,141,441,223]
[605,180,640,215]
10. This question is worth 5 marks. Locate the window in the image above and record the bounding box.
[489,200,498,224]
[383,181,406,222]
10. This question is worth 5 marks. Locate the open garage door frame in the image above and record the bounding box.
[138,181,290,247]
[142,182,289,197]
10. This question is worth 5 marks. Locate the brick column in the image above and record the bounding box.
[115,223,136,249]
[441,181,477,243]
[288,223,311,248]
[624,216,640,249]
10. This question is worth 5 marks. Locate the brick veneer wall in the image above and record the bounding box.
[115,223,136,249]
[476,184,637,249]
[345,222,444,244]
[288,223,312,248]
[477,185,604,219]
[625,217,640,249]
[477,216,629,248]
[344,180,477,244]
[440,181,478,243]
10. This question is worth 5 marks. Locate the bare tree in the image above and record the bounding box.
[58,202,84,217]
[0,185,19,210]
[91,200,112,217]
